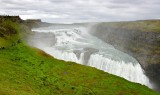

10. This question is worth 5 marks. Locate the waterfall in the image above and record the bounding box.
[29,25,152,88]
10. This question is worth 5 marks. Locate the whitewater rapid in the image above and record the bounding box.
[30,25,152,88]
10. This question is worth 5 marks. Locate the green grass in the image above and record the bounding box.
[0,43,159,95]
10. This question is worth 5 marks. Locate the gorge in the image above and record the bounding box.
[27,23,159,91]
[0,16,159,94]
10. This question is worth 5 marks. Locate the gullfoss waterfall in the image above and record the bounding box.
[29,25,152,88]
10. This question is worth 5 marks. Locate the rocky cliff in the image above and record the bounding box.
[0,15,22,23]
[89,20,160,91]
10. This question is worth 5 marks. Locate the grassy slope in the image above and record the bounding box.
[0,20,159,95]
[0,43,159,95]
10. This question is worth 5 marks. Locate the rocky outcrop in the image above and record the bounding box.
[89,21,160,91]
[0,15,22,23]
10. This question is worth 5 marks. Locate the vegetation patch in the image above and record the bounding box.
[0,43,159,95]
[0,20,21,47]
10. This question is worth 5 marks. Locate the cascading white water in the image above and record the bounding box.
[30,25,152,88]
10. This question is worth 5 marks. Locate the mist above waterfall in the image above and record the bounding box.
[27,24,153,89]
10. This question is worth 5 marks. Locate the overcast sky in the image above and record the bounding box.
[0,0,160,23]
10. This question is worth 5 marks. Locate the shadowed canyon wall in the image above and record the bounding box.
[89,21,160,91]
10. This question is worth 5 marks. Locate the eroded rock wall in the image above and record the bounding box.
[89,22,160,91]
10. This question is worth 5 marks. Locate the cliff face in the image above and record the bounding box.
[25,19,52,28]
[89,21,160,91]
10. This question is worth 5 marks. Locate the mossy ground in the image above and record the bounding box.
[0,19,159,95]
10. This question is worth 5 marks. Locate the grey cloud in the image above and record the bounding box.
[0,0,160,23]
[109,0,144,4]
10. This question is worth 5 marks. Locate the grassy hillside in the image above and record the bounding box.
[0,19,159,95]
[1,42,159,95]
